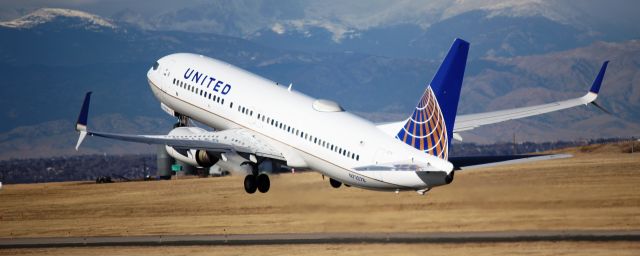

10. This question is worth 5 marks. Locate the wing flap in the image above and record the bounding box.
[85,130,285,161]
[87,131,239,151]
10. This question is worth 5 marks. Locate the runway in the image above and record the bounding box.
[1,230,639,248]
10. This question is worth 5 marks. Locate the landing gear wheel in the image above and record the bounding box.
[244,175,257,194]
[257,174,270,193]
[330,178,342,188]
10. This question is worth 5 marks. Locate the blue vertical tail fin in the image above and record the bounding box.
[396,38,469,160]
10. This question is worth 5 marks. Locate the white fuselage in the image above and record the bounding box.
[147,53,453,191]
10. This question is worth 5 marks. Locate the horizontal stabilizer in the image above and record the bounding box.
[450,154,572,171]
[591,101,611,115]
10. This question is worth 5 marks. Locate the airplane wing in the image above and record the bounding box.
[74,92,285,161]
[377,61,609,138]
[454,61,608,133]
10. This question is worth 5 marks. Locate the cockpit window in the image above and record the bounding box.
[152,61,159,70]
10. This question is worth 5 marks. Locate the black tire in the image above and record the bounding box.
[329,178,342,188]
[257,174,270,193]
[244,175,257,194]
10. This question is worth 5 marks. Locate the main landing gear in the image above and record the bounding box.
[241,161,270,194]
[244,174,270,193]
[329,178,342,188]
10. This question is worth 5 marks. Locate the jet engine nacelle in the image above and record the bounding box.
[195,149,219,168]
[163,126,220,168]
[165,146,220,168]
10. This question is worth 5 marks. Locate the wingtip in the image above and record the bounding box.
[589,61,609,94]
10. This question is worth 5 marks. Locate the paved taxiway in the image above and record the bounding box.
[1,230,639,248]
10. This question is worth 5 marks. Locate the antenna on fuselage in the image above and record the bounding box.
[288,83,293,92]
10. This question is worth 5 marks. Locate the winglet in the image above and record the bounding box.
[589,61,609,94]
[75,92,92,132]
[75,92,92,150]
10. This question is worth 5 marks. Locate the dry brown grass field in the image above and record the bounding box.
[0,144,639,255]
[2,242,640,256]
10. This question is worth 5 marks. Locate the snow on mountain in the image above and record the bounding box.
[132,0,587,42]
[0,8,117,30]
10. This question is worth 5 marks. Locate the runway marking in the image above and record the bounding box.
[1,230,639,248]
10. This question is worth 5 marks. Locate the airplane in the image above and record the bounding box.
[74,38,609,194]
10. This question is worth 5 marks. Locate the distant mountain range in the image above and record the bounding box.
[249,10,599,60]
[104,1,639,44]
[0,7,638,160]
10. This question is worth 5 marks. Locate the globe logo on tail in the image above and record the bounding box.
[396,86,449,160]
